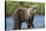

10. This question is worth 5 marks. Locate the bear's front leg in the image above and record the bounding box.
[27,16,34,29]
[13,21,22,30]
[28,23,34,29]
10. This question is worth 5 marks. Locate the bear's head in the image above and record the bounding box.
[27,5,38,17]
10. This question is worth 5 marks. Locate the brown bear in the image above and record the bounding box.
[12,5,37,30]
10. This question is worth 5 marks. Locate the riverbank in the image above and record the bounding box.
[6,1,45,17]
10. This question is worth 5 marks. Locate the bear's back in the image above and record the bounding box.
[13,8,28,20]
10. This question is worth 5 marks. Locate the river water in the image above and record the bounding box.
[6,15,45,30]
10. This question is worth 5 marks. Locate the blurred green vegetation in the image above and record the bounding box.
[6,1,45,16]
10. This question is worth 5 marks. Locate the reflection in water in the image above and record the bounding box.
[6,15,45,30]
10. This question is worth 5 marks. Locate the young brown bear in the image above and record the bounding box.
[12,5,37,30]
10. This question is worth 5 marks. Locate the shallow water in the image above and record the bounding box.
[6,15,45,30]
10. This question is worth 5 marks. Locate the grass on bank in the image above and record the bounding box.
[6,1,45,16]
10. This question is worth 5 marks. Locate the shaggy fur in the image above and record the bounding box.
[12,6,37,30]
